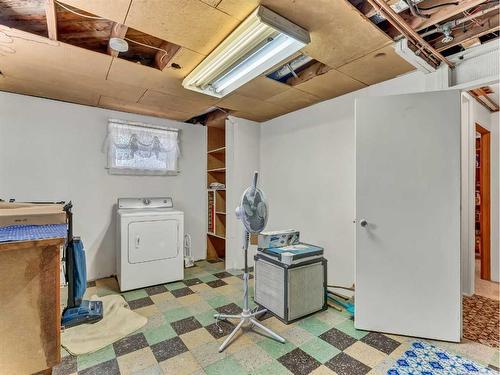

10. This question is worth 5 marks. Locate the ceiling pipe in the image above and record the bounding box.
[420,4,500,37]
[367,0,454,68]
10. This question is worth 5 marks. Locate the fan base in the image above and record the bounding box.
[214,308,285,352]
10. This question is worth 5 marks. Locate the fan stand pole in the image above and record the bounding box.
[214,231,285,352]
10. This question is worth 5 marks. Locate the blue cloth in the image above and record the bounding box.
[388,341,498,374]
[0,224,67,242]
[71,239,87,302]
[265,243,323,256]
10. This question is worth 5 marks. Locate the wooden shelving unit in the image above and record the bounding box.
[475,138,481,259]
[206,111,227,260]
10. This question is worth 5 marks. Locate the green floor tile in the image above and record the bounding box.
[334,319,368,339]
[199,274,218,283]
[195,309,219,326]
[256,337,295,359]
[300,337,340,363]
[121,289,148,301]
[298,316,331,336]
[164,306,192,323]
[252,360,291,375]
[165,281,187,291]
[206,295,230,308]
[77,345,116,370]
[205,356,247,375]
[143,323,177,345]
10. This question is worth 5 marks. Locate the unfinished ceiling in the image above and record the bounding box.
[351,0,499,59]
[0,0,494,123]
[468,84,500,112]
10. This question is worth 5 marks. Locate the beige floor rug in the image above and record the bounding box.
[61,294,147,355]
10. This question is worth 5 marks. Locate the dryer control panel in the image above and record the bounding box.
[118,197,173,209]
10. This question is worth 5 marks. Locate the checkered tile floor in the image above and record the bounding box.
[53,260,499,375]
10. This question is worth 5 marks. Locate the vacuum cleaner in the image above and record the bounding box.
[61,202,103,329]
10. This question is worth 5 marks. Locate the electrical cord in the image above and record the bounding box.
[123,38,169,62]
[54,0,106,19]
[54,0,170,62]
[417,2,459,10]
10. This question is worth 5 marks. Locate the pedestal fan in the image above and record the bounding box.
[214,171,285,352]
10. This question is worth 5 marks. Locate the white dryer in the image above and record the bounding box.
[117,197,184,291]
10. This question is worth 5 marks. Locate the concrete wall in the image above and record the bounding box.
[0,91,207,280]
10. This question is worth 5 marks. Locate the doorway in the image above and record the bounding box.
[475,123,491,282]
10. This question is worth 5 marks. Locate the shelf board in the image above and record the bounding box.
[215,211,226,215]
[207,188,226,191]
[207,167,226,173]
[207,232,225,240]
[208,147,226,154]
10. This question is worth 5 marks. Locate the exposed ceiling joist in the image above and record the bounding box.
[367,0,454,67]
[154,42,181,71]
[469,87,500,112]
[410,0,488,31]
[461,37,481,48]
[434,13,499,51]
[45,0,58,40]
[107,22,128,57]
[286,61,333,86]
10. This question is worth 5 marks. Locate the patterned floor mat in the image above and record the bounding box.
[463,294,499,348]
[388,341,498,374]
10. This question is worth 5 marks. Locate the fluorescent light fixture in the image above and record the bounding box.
[182,6,310,98]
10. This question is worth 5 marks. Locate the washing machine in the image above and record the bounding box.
[117,197,184,292]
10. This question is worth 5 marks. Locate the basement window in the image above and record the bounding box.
[267,54,332,86]
[107,119,180,176]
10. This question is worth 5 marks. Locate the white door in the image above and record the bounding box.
[355,90,462,342]
[128,219,179,264]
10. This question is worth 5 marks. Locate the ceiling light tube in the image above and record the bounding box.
[182,6,310,98]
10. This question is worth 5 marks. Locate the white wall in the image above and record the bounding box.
[260,69,499,289]
[0,91,206,281]
[225,116,261,270]
[260,72,428,287]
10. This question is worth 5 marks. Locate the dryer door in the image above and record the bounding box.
[128,219,179,264]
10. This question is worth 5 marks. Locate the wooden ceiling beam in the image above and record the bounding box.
[409,0,488,31]
[45,0,58,41]
[367,0,454,67]
[469,87,500,112]
[107,23,128,57]
[286,61,333,86]
[433,13,499,51]
[382,0,489,38]
[154,42,181,71]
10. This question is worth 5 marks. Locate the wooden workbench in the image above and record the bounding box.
[0,238,64,375]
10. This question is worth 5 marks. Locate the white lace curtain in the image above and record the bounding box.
[107,119,180,175]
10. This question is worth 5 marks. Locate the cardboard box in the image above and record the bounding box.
[0,202,66,227]
[258,229,299,249]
